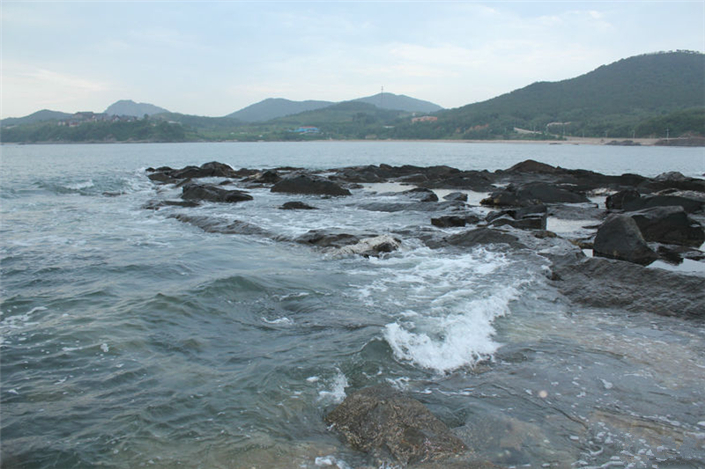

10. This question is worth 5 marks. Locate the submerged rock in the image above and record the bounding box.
[427,227,526,250]
[593,215,658,265]
[271,174,351,196]
[325,385,467,465]
[170,214,271,237]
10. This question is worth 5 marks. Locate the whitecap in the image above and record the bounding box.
[317,370,348,404]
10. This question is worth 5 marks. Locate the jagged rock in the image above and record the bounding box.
[325,385,467,466]
[181,183,253,203]
[279,201,318,210]
[593,215,658,265]
[550,256,705,319]
[271,174,351,196]
[606,189,641,210]
[628,206,705,247]
[244,170,282,185]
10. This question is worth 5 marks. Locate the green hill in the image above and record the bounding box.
[392,51,705,139]
[104,100,169,117]
[1,109,73,127]
[226,98,334,122]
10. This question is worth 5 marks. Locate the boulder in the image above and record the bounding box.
[244,170,282,185]
[279,201,318,210]
[325,385,466,465]
[181,183,253,203]
[505,159,559,174]
[593,215,658,265]
[605,189,641,210]
[628,206,705,247]
[271,174,351,196]
[143,199,201,210]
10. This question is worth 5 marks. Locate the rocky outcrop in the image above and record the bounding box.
[431,215,480,228]
[622,194,704,213]
[294,230,364,249]
[325,385,467,466]
[605,189,641,210]
[403,187,439,202]
[147,161,241,182]
[592,215,658,265]
[271,174,351,196]
[628,206,705,247]
[181,183,253,204]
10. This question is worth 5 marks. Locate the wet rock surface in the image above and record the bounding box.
[271,174,351,196]
[324,385,467,466]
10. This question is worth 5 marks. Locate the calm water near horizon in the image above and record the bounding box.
[1,142,704,468]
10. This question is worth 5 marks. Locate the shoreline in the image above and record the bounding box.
[0,137,665,146]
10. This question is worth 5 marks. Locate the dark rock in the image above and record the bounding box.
[271,174,351,196]
[490,215,547,230]
[431,215,480,228]
[628,206,705,247]
[606,189,641,210]
[295,230,361,248]
[427,228,526,249]
[481,182,589,207]
[442,192,468,202]
[403,187,439,202]
[245,170,282,185]
[623,194,704,213]
[550,256,705,319]
[361,200,464,213]
[593,215,658,265]
[170,214,271,237]
[325,385,466,465]
[181,183,253,203]
[334,236,402,257]
[506,159,559,174]
[279,201,318,210]
[143,199,201,210]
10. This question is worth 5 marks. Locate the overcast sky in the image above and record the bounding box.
[2,1,703,118]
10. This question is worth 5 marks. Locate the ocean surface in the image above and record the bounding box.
[1,141,704,468]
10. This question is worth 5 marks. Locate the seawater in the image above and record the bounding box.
[1,142,704,468]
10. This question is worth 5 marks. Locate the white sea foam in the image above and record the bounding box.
[314,455,352,469]
[384,287,516,372]
[317,370,348,404]
[261,317,294,325]
[65,180,95,190]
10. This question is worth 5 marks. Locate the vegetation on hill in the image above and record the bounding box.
[0,109,73,127]
[2,51,702,143]
[104,100,169,117]
[0,119,187,143]
[226,98,333,122]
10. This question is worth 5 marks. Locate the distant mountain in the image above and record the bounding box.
[1,109,73,127]
[227,98,334,122]
[105,100,169,117]
[352,92,443,113]
[426,50,705,139]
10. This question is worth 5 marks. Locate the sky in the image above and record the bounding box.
[2,1,704,118]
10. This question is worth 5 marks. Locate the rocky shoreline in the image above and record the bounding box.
[144,159,705,467]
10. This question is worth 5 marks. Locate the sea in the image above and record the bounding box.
[1,141,704,469]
